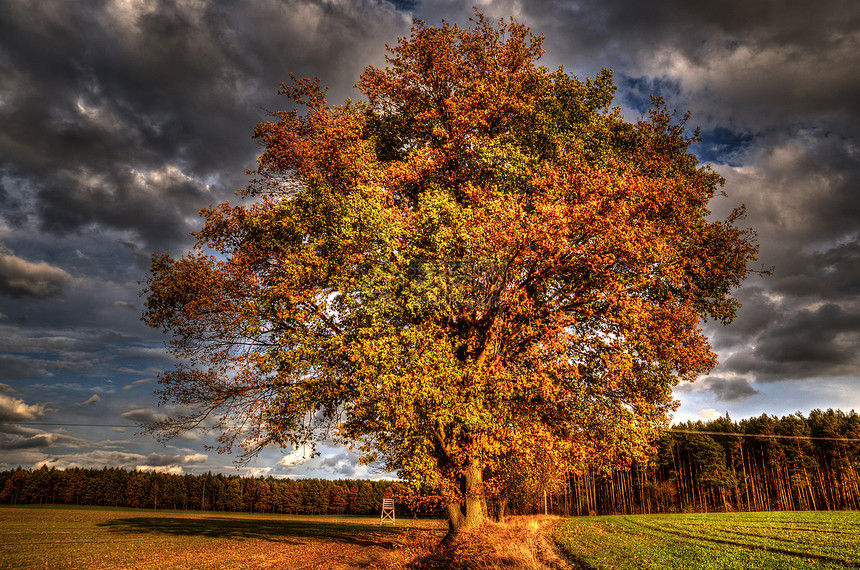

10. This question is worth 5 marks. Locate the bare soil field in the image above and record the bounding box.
[0,506,448,569]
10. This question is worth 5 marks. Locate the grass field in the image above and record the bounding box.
[0,505,447,569]
[554,510,860,569]
[4,506,859,569]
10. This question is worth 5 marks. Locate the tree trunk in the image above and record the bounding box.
[496,496,509,522]
[463,459,485,528]
[447,458,486,533]
[446,502,465,532]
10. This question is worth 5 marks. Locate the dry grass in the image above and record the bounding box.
[408,515,568,570]
[0,506,448,570]
[0,506,567,570]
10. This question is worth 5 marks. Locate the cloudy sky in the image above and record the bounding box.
[1,0,859,479]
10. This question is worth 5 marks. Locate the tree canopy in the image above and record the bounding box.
[143,13,760,531]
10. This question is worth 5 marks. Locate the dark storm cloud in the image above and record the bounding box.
[675,375,760,403]
[0,0,244,254]
[0,354,52,381]
[0,0,414,477]
[705,286,779,351]
[0,431,86,450]
[706,130,860,383]
[720,303,860,382]
[729,136,860,251]
[0,0,410,256]
[703,377,760,403]
[504,0,860,71]
[817,239,860,297]
[0,323,135,378]
[318,451,363,477]
[35,164,213,249]
[706,377,760,402]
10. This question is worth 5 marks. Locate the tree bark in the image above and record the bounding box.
[496,496,508,522]
[447,458,486,533]
[463,458,485,528]
[446,502,465,532]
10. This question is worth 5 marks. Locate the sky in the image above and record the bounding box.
[1,0,859,480]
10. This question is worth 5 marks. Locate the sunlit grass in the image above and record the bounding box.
[554,510,860,569]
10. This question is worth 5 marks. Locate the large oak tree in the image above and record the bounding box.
[144,14,761,531]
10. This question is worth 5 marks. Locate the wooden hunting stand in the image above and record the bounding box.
[380,497,395,524]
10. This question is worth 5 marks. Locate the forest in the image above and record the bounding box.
[0,467,404,516]
[3,409,859,517]
[559,409,860,516]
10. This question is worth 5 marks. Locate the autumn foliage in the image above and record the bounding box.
[144,14,760,531]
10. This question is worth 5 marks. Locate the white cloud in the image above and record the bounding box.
[0,393,45,422]
[134,451,209,474]
[278,443,315,466]
[0,244,71,298]
[136,464,185,475]
[80,394,101,406]
[120,408,167,424]
[122,378,152,390]
[697,409,722,420]
[240,466,273,478]
[25,448,208,472]
[121,407,167,423]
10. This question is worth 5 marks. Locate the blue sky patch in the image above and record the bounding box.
[618,74,683,115]
[693,127,756,166]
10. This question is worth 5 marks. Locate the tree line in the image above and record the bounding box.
[0,467,410,516]
[533,409,860,516]
[4,410,859,519]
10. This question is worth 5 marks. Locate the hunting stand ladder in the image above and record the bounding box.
[380,497,395,524]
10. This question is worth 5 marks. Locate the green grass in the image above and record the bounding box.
[0,505,446,569]
[554,510,860,569]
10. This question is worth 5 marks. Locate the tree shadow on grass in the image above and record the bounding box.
[97,516,411,548]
